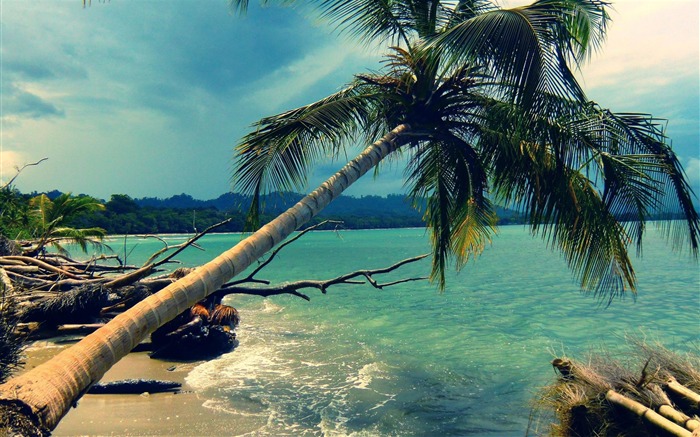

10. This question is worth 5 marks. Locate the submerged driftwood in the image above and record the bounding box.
[536,340,700,436]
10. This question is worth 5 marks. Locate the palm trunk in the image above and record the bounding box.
[0,124,410,432]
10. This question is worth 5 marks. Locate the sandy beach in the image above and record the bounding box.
[22,340,249,437]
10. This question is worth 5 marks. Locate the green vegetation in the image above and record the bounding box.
[4,190,525,237]
[0,184,107,256]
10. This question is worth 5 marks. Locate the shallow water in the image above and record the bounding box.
[104,225,699,435]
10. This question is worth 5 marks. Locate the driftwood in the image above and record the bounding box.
[0,158,48,191]
[536,339,700,437]
[605,389,693,437]
[3,219,429,361]
[219,253,429,301]
[87,379,181,395]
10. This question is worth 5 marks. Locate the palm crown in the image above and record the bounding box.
[231,0,699,300]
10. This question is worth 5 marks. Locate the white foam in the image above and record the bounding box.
[200,399,268,418]
[261,300,285,314]
[347,361,385,389]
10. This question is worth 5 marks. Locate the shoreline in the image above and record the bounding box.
[23,341,245,436]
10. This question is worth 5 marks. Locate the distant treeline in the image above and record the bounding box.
[55,191,527,235]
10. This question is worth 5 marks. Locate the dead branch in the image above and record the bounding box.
[103,219,235,290]
[5,270,108,291]
[0,256,83,280]
[148,218,233,268]
[219,253,429,300]
[230,220,344,286]
[0,158,48,190]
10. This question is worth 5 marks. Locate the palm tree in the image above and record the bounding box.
[231,0,698,295]
[0,1,697,432]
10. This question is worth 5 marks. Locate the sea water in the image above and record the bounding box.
[103,226,699,436]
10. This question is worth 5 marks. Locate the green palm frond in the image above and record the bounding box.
[43,227,108,256]
[232,84,386,229]
[483,98,699,300]
[430,0,610,106]
[405,134,495,288]
[597,112,700,254]
[316,0,413,46]
[26,193,106,255]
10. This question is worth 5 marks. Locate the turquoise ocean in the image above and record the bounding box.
[104,225,698,436]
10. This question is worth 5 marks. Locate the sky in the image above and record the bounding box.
[1,0,698,201]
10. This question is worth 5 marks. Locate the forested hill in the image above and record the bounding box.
[66,191,525,235]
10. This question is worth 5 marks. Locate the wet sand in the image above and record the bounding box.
[22,340,249,436]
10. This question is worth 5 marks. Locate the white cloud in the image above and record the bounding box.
[242,42,366,114]
[579,1,699,91]
[685,157,700,190]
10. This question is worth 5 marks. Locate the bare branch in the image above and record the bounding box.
[235,220,343,284]
[220,287,311,301]
[218,253,429,300]
[1,157,48,189]
[1,256,83,280]
[150,218,232,268]
[105,218,234,289]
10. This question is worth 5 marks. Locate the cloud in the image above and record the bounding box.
[684,157,700,192]
[2,0,697,201]
[579,1,698,92]
[2,83,65,120]
[242,43,360,113]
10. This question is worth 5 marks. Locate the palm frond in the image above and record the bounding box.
[232,83,385,229]
[429,0,610,106]
[483,97,699,300]
[44,227,108,255]
[320,0,411,46]
[607,113,700,255]
[405,134,494,288]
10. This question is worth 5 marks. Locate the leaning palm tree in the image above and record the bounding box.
[0,1,697,432]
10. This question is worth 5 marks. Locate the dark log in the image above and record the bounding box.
[19,323,106,340]
[87,379,181,394]
[150,325,237,360]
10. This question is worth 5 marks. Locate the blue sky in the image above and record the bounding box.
[1,0,698,201]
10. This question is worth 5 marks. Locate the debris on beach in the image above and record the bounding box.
[535,340,700,436]
[87,378,182,395]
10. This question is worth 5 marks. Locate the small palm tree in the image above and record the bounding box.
[0,1,697,432]
[23,193,107,257]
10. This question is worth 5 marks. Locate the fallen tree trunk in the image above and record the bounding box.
[605,389,693,437]
[537,340,700,436]
[667,377,700,412]
[657,404,700,432]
